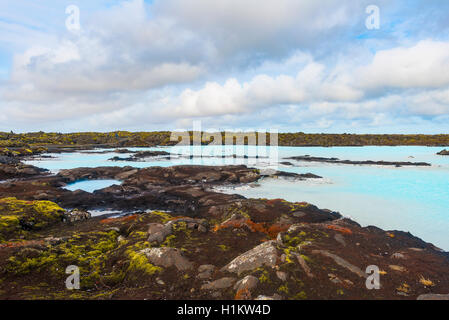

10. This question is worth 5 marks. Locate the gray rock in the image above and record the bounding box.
[201,277,237,290]
[197,264,216,279]
[255,294,283,300]
[294,253,314,278]
[312,250,366,278]
[391,252,406,259]
[63,209,91,223]
[147,223,172,243]
[276,271,287,281]
[234,275,259,292]
[140,247,193,271]
[115,169,138,180]
[334,234,346,247]
[276,232,284,245]
[222,240,280,275]
[417,293,449,300]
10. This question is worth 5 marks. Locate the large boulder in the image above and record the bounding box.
[221,240,280,275]
[140,247,193,271]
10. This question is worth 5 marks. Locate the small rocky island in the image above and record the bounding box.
[437,149,449,156]
[0,144,448,300]
[285,155,431,167]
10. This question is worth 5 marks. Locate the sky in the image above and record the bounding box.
[0,0,449,133]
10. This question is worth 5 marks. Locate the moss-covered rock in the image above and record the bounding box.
[0,197,65,241]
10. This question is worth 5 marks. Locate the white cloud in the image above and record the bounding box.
[356,40,449,90]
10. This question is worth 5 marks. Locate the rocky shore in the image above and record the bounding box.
[0,152,448,300]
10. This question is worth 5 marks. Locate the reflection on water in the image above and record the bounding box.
[26,145,449,250]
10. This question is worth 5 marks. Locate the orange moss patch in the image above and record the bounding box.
[234,288,251,300]
[267,224,291,238]
[266,199,285,206]
[326,225,353,235]
[168,216,192,221]
[0,240,45,249]
[214,218,290,239]
[99,215,138,224]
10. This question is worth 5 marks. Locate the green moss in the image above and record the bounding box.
[149,211,173,223]
[5,230,122,289]
[0,215,21,239]
[129,231,147,240]
[300,254,312,263]
[283,232,308,248]
[278,284,289,294]
[161,235,176,247]
[257,269,271,284]
[126,248,162,275]
[292,291,307,300]
[0,198,65,240]
[217,244,230,251]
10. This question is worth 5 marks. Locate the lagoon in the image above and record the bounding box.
[25,145,449,250]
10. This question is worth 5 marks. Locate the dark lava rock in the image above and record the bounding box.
[437,149,449,156]
[109,150,171,162]
[285,155,431,167]
[0,161,48,180]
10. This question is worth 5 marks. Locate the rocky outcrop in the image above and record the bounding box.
[0,160,48,180]
[285,155,431,167]
[109,150,171,162]
[0,196,449,300]
[437,149,449,156]
[0,197,65,241]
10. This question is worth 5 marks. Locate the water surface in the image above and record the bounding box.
[64,179,121,193]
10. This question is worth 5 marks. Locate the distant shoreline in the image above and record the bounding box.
[1,131,449,151]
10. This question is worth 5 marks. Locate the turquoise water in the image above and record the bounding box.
[64,179,121,193]
[25,146,449,250]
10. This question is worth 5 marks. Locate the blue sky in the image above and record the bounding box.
[0,0,449,133]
